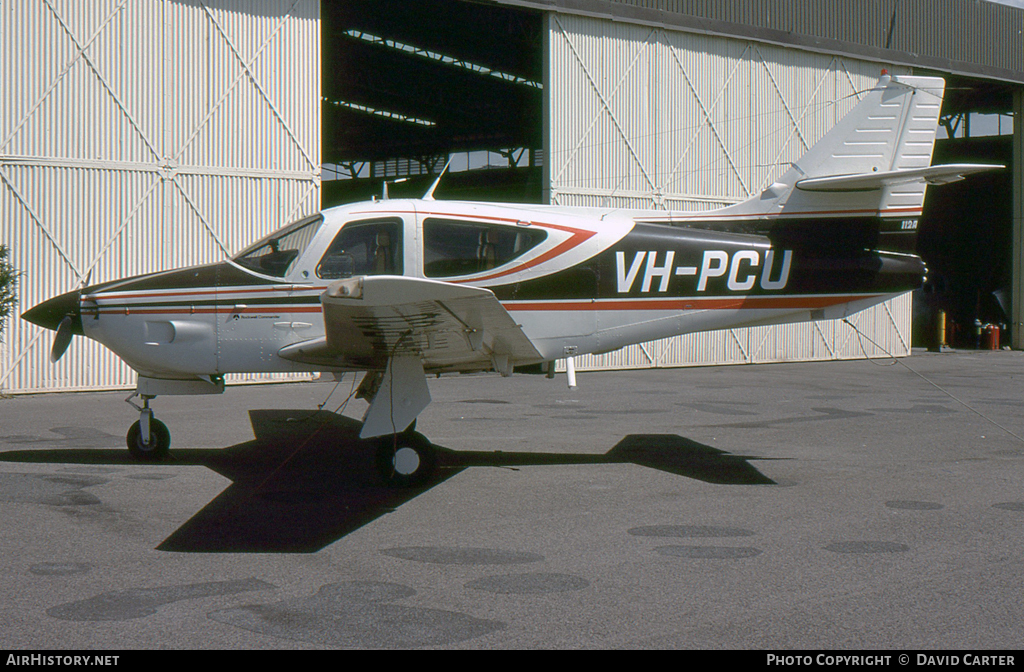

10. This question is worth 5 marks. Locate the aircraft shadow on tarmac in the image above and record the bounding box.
[0,410,775,553]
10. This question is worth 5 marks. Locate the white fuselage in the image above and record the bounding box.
[78,198,906,380]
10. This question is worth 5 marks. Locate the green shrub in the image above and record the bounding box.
[0,245,17,340]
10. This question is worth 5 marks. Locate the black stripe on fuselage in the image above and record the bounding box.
[83,262,277,297]
[489,223,925,302]
[81,222,925,309]
[89,295,321,310]
[82,262,325,311]
[640,216,920,254]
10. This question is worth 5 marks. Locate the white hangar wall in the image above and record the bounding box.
[0,2,919,394]
[544,12,913,370]
[1,0,321,393]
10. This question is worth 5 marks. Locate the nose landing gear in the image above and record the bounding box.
[125,393,170,461]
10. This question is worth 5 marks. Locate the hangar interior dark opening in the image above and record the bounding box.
[320,0,544,206]
[318,2,1017,348]
[916,74,1017,348]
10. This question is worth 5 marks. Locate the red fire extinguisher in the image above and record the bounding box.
[983,324,1000,350]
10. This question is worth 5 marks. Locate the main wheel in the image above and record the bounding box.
[375,431,436,487]
[126,419,171,461]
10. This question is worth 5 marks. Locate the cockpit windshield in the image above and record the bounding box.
[232,214,324,277]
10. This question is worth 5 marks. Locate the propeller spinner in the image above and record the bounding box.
[21,288,84,362]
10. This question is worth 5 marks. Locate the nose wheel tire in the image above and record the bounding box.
[126,419,171,461]
[375,431,435,487]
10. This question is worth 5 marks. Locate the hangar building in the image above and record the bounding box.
[2,0,1022,392]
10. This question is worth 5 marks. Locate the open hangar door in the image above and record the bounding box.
[319,0,544,206]
[915,75,1017,349]
[315,3,1017,365]
[317,4,918,369]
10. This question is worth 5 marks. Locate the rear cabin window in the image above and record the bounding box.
[316,217,403,279]
[423,218,547,278]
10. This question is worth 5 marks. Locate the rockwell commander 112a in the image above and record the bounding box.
[22,74,1000,484]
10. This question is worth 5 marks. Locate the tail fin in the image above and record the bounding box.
[779,74,995,219]
[751,74,952,221]
[658,74,1001,252]
[783,73,947,198]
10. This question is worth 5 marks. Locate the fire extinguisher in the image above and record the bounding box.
[983,324,1000,350]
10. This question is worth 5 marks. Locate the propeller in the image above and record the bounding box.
[50,315,75,363]
[22,279,87,364]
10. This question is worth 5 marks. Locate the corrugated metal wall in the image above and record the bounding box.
[547,12,911,209]
[502,0,1024,85]
[0,0,321,393]
[563,293,912,372]
[546,12,912,370]
[602,0,1024,82]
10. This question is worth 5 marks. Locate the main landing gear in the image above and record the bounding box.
[374,426,436,488]
[357,357,437,486]
[125,393,170,461]
[122,391,436,485]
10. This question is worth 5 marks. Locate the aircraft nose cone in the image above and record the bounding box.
[21,289,83,334]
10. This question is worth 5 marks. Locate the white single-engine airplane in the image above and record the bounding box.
[23,74,1000,484]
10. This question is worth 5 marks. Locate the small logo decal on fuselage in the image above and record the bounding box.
[615,249,792,294]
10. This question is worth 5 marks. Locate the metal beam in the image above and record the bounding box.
[493,0,1024,86]
[1012,88,1024,348]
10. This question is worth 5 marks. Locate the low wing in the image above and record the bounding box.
[278,275,542,374]
[795,163,1004,192]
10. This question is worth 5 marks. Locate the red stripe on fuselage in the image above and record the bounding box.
[348,207,601,285]
[503,294,878,311]
[83,286,327,303]
[449,221,596,284]
[86,306,324,316]
[642,206,923,223]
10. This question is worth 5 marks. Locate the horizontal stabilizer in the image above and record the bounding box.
[605,435,775,485]
[443,434,776,485]
[796,164,1005,192]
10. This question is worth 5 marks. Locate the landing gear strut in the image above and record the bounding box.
[125,394,170,461]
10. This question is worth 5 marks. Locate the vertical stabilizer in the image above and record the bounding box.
[683,74,949,223]
[783,74,945,184]
[778,73,946,219]
[642,73,1000,251]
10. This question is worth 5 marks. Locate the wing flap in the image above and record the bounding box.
[279,275,541,372]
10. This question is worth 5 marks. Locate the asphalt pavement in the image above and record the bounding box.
[1,348,1023,649]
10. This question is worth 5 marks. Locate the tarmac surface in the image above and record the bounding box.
[1,348,1023,650]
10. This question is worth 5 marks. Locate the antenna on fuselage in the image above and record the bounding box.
[382,177,410,200]
[422,157,453,201]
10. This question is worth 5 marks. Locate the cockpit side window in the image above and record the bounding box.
[423,218,547,278]
[316,217,404,279]
[232,214,325,278]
